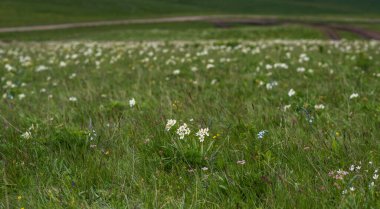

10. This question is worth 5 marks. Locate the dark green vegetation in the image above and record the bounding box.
[0,0,380,27]
[0,23,327,41]
[1,41,380,208]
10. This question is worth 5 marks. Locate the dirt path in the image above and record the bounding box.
[0,15,379,40]
[0,16,210,33]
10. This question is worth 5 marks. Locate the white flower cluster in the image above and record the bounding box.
[176,123,191,139]
[129,98,136,107]
[266,81,278,90]
[196,128,209,142]
[330,161,379,195]
[69,96,77,102]
[288,89,296,97]
[166,119,209,142]
[314,104,325,110]
[349,93,359,99]
[21,131,32,139]
[165,119,177,131]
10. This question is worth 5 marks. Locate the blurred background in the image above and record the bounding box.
[0,0,379,41]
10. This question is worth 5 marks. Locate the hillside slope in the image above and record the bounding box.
[1,0,379,27]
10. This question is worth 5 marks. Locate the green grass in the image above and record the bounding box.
[1,0,380,27]
[356,23,380,33]
[0,23,327,41]
[337,30,363,40]
[1,40,380,208]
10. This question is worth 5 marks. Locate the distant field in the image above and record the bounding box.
[0,23,327,41]
[0,0,380,27]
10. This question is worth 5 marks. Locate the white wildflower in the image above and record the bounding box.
[129,98,136,107]
[196,128,209,142]
[296,67,305,73]
[21,131,31,139]
[237,160,246,165]
[165,119,177,131]
[69,73,77,79]
[288,89,296,97]
[369,182,375,187]
[349,93,359,99]
[374,174,379,180]
[298,53,309,63]
[266,81,278,90]
[69,96,77,102]
[314,104,325,110]
[36,65,49,72]
[59,61,67,67]
[283,104,291,111]
[18,94,26,100]
[191,67,198,72]
[176,123,191,139]
[206,64,214,69]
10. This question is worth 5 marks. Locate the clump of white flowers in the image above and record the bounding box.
[206,63,214,69]
[35,65,48,72]
[21,131,32,139]
[129,98,136,107]
[298,53,310,63]
[165,119,177,131]
[330,161,379,195]
[314,104,325,110]
[349,93,359,99]
[237,160,246,165]
[288,89,296,97]
[297,67,305,73]
[176,123,191,139]
[69,96,77,102]
[69,73,77,79]
[166,120,210,142]
[88,129,97,141]
[196,128,209,142]
[266,81,278,90]
[18,94,26,100]
[283,104,291,111]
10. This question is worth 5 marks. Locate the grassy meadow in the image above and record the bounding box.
[1,40,379,208]
[0,23,327,42]
[1,0,380,208]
